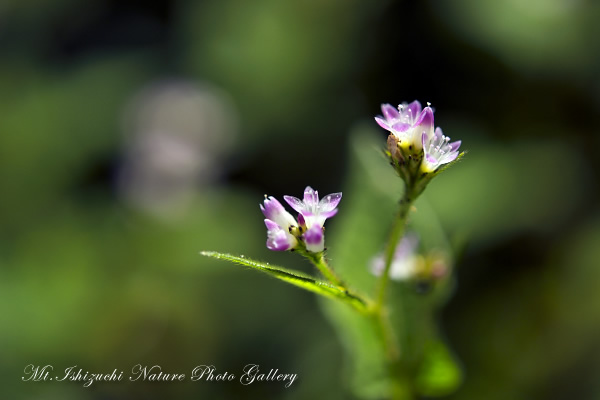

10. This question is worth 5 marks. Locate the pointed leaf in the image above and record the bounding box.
[200,251,369,313]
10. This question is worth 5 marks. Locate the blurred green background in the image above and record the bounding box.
[1,0,599,399]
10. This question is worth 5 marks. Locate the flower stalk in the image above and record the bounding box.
[376,186,418,311]
[370,185,419,400]
[301,250,345,288]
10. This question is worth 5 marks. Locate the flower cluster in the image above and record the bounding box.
[375,101,461,174]
[370,234,450,283]
[260,186,341,253]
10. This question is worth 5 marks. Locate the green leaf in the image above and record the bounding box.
[200,251,369,313]
[414,340,463,397]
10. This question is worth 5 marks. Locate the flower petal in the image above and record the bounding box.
[266,230,294,251]
[319,209,338,219]
[415,107,435,147]
[303,186,319,208]
[391,122,411,132]
[264,219,280,230]
[262,196,297,228]
[404,101,422,121]
[445,151,459,163]
[319,192,342,212]
[381,103,400,121]
[264,219,296,251]
[260,196,284,220]
[303,225,324,253]
[375,117,392,131]
[297,212,306,227]
[415,107,434,131]
[450,140,462,152]
[283,195,305,214]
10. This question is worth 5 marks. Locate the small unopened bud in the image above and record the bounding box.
[387,134,403,163]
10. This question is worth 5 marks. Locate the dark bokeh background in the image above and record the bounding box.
[1,0,599,399]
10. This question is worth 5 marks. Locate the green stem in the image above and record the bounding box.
[305,251,345,287]
[374,308,399,360]
[372,185,419,400]
[373,303,415,400]
[375,187,416,310]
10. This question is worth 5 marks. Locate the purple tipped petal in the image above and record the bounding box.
[266,230,293,251]
[264,219,296,251]
[404,101,422,119]
[264,219,279,230]
[381,104,399,120]
[434,127,444,140]
[318,192,342,212]
[261,196,285,220]
[416,107,434,131]
[303,186,319,207]
[450,140,462,152]
[283,195,305,214]
[375,117,391,130]
[262,196,298,228]
[281,187,341,232]
[304,225,324,253]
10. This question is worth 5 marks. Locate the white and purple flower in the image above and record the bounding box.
[261,186,342,253]
[260,196,299,251]
[284,187,341,227]
[421,127,461,173]
[370,234,452,282]
[370,234,420,281]
[375,100,461,173]
[375,101,434,152]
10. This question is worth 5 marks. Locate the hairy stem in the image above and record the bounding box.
[305,251,345,287]
[376,187,416,310]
